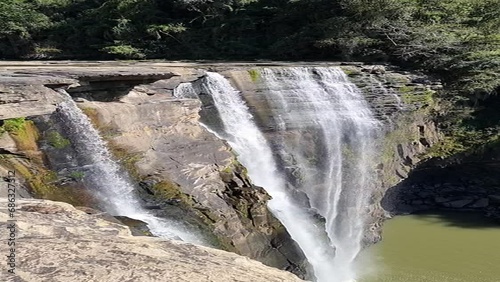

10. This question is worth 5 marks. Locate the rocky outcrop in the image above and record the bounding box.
[75,85,306,274]
[0,62,185,119]
[0,62,307,276]
[0,198,304,282]
[0,61,445,276]
[0,84,66,119]
[382,140,500,221]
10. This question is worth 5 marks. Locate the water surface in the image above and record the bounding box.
[363,212,500,282]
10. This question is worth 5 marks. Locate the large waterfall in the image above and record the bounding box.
[260,68,380,281]
[56,90,205,245]
[176,68,380,282]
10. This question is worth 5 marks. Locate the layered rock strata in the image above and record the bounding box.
[0,198,304,282]
[0,61,444,274]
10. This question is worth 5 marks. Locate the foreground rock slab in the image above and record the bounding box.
[0,198,304,282]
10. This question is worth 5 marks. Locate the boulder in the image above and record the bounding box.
[470,198,489,208]
[445,199,474,208]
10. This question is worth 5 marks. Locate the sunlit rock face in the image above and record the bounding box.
[0,61,441,281]
[0,198,304,282]
[175,65,440,281]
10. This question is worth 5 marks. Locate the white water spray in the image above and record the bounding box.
[196,72,338,281]
[56,89,206,245]
[177,68,380,281]
[261,67,380,281]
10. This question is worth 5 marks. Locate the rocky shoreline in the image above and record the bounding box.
[383,160,500,222]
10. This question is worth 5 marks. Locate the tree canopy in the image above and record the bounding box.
[0,0,499,156]
[0,0,498,96]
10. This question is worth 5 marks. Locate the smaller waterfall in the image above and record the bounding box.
[56,90,205,245]
[369,75,404,110]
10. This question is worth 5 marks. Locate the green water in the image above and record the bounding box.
[362,212,500,282]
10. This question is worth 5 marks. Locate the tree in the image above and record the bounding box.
[0,0,49,57]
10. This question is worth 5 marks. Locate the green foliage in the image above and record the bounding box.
[0,0,49,37]
[69,171,85,180]
[46,131,71,149]
[101,45,145,59]
[146,24,187,39]
[0,0,496,89]
[0,0,50,57]
[248,69,260,82]
[1,118,26,133]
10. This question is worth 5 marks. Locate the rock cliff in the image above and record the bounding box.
[0,61,444,276]
[215,64,442,243]
[382,140,500,221]
[0,198,304,282]
[0,62,307,276]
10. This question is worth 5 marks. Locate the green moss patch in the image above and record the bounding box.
[150,180,188,200]
[69,171,85,181]
[47,131,71,149]
[2,118,26,132]
[0,156,96,207]
[2,119,42,162]
[248,69,260,82]
[401,89,435,105]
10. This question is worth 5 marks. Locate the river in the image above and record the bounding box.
[362,212,500,282]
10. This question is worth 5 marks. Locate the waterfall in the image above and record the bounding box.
[55,90,206,245]
[178,68,380,282]
[260,67,381,281]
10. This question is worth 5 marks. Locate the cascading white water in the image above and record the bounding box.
[369,75,404,110]
[56,90,206,245]
[178,69,380,282]
[190,72,337,282]
[260,67,380,281]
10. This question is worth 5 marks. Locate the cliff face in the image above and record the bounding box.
[74,82,306,274]
[0,61,443,275]
[0,198,304,282]
[0,62,307,276]
[382,140,500,221]
[218,64,441,243]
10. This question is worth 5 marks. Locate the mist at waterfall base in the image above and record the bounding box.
[56,90,206,245]
[175,68,381,282]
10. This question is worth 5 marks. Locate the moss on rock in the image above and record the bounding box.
[0,156,95,207]
[46,131,71,149]
[151,180,187,200]
[248,69,260,82]
[4,119,40,156]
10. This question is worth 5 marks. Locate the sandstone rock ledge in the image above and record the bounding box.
[0,199,303,282]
